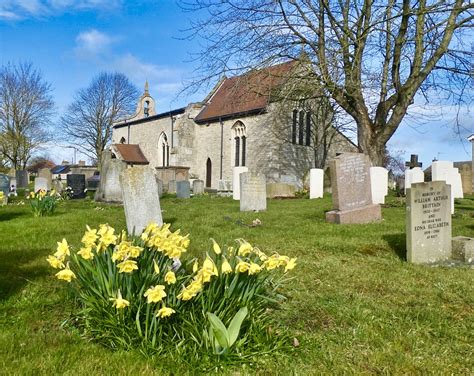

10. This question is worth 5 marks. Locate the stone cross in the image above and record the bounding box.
[405,154,422,169]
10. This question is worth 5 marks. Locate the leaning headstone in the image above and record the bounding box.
[168,180,177,194]
[309,169,324,199]
[370,167,389,204]
[34,177,49,192]
[0,174,10,196]
[38,168,52,189]
[233,167,248,200]
[406,181,452,264]
[120,166,163,234]
[67,174,86,199]
[15,170,29,189]
[192,180,204,195]
[325,153,381,224]
[404,167,424,193]
[240,172,266,212]
[97,153,126,202]
[176,181,191,199]
[460,164,472,195]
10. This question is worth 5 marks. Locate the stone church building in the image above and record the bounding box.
[112,61,356,190]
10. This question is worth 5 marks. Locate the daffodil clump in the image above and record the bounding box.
[0,191,6,206]
[47,222,296,361]
[27,189,61,216]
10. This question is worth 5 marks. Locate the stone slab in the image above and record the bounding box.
[156,178,163,198]
[325,204,381,224]
[0,174,10,196]
[15,170,28,188]
[452,236,474,263]
[370,167,388,204]
[34,177,49,192]
[67,174,86,199]
[309,168,324,199]
[406,181,451,264]
[120,166,163,235]
[97,154,127,202]
[192,180,204,195]
[232,167,248,200]
[176,181,191,199]
[460,164,472,195]
[404,167,424,194]
[168,180,177,194]
[266,183,296,198]
[240,172,266,212]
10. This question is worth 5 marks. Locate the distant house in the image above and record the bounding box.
[112,61,356,189]
[51,161,98,181]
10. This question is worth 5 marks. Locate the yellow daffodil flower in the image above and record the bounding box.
[285,257,297,272]
[110,290,130,309]
[237,241,253,256]
[77,247,94,260]
[248,262,262,275]
[128,245,143,258]
[81,226,98,247]
[211,238,221,255]
[55,238,70,258]
[144,285,167,303]
[164,271,176,284]
[55,267,76,282]
[236,261,250,273]
[263,255,280,270]
[117,259,138,273]
[153,259,160,274]
[192,260,199,273]
[156,306,175,318]
[46,255,64,269]
[221,258,233,274]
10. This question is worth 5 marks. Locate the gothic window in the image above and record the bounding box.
[291,110,297,144]
[232,121,247,167]
[158,132,169,167]
[305,111,311,146]
[290,108,312,146]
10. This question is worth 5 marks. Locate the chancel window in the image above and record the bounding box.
[158,132,170,167]
[232,121,247,167]
[291,109,312,146]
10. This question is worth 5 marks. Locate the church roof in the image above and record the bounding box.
[195,60,298,123]
[112,144,149,165]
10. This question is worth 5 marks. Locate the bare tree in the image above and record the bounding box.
[181,0,474,166]
[60,72,139,165]
[0,62,54,169]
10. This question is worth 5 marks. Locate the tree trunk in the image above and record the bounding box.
[357,118,386,167]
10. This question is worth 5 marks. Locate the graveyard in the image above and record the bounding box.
[0,191,473,374]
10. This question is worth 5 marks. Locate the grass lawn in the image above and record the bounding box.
[0,194,473,374]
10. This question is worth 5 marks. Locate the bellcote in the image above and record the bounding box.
[135,81,156,119]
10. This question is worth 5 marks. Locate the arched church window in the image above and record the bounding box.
[232,121,247,167]
[158,132,170,167]
[291,107,312,146]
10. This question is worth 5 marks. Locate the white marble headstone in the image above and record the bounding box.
[432,160,463,213]
[232,166,248,200]
[34,177,49,192]
[404,167,424,193]
[370,167,388,204]
[309,168,324,199]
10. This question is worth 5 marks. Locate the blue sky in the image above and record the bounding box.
[0,0,472,166]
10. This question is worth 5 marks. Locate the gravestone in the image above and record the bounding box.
[38,168,52,190]
[404,167,424,193]
[15,170,28,188]
[217,179,232,196]
[309,169,324,199]
[34,177,49,192]
[405,154,422,169]
[96,151,126,202]
[168,180,177,194]
[325,153,381,224]
[156,178,163,198]
[240,172,266,212]
[406,181,451,264]
[0,174,10,196]
[233,167,248,200]
[266,183,296,198]
[370,167,388,204]
[176,181,191,199]
[120,166,163,234]
[52,179,64,194]
[432,160,463,213]
[67,174,86,199]
[192,180,204,195]
[460,164,472,195]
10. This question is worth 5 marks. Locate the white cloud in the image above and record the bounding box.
[74,29,114,58]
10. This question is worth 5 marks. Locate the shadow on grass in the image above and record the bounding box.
[0,211,26,221]
[383,233,407,260]
[0,248,50,301]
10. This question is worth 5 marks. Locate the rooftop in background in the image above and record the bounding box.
[112,144,149,165]
[194,60,298,123]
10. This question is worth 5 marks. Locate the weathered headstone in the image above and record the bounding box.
[432,160,463,213]
[38,168,52,190]
[0,174,10,196]
[168,180,177,194]
[15,170,28,188]
[325,153,381,224]
[67,174,86,199]
[404,167,424,193]
[34,177,49,192]
[266,183,296,198]
[96,151,126,202]
[233,167,248,200]
[406,181,451,264]
[192,180,204,195]
[120,166,163,234]
[156,178,163,198]
[176,181,191,199]
[52,179,64,193]
[460,164,472,195]
[370,167,389,204]
[309,168,324,199]
[240,172,266,212]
